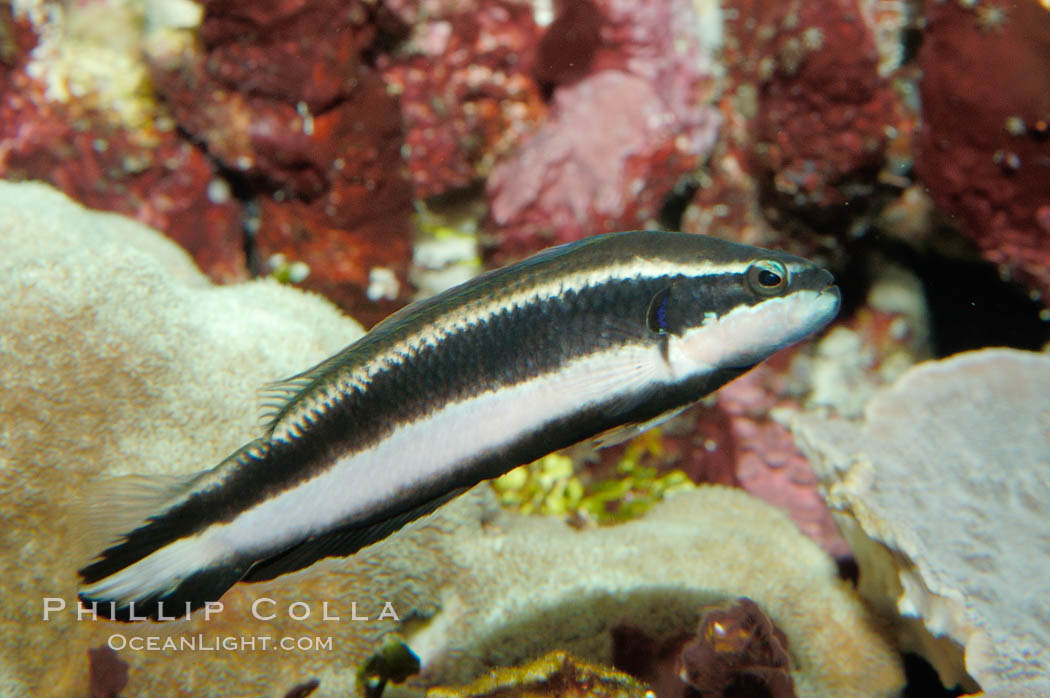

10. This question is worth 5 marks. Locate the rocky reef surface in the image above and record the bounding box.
[915,0,1050,302]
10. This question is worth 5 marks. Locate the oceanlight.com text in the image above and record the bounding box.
[106,633,334,653]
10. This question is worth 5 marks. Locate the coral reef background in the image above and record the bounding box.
[2,0,1050,695]
[2,0,1048,338]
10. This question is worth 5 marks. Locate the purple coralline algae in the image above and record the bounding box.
[484,0,721,261]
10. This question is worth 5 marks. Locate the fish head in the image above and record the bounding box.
[661,245,841,377]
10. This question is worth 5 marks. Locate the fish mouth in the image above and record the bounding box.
[820,283,842,312]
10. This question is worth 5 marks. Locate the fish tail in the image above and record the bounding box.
[77,439,271,622]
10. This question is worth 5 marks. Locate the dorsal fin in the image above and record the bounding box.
[256,342,368,437]
[257,372,317,434]
[256,351,346,435]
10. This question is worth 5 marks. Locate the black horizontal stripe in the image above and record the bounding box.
[263,230,787,426]
[154,269,778,508]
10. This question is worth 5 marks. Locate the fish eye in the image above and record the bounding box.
[746,260,789,296]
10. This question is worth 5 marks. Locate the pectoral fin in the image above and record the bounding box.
[590,405,690,449]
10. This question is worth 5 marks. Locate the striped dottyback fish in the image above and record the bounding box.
[78,230,841,621]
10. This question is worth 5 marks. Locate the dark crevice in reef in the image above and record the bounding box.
[826,238,872,322]
[361,5,411,68]
[922,252,1049,356]
[901,653,965,698]
[241,198,264,276]
[208,163,269,276]
[899,24,924,66]
[837,233,1050,358]
[164,121,270,278]
[658,176,701,231]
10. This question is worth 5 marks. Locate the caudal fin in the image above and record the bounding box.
[76,441,269,622]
